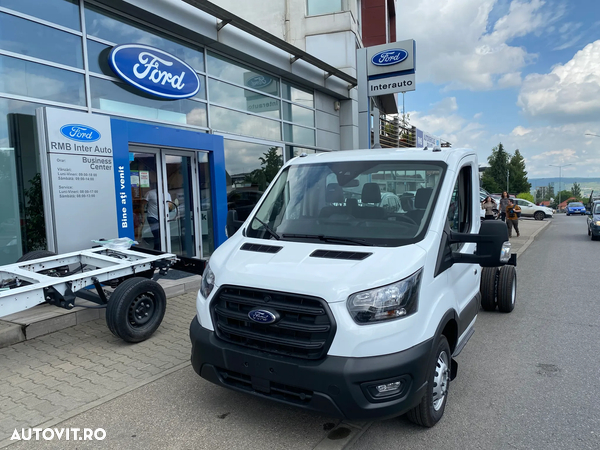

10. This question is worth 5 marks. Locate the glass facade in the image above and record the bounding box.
[0,0,327,262]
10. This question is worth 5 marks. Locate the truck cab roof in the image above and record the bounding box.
[290,148,475,169]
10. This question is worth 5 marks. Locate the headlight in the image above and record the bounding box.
[200,264,215,299]
[347,269,422,325]
[595,221,600,226]
[500,241,512,263]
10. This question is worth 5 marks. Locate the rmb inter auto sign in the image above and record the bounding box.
[60,124,101,142]
[108,44,200,99]
[371,49,408,67]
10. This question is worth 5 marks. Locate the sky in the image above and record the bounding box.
[397,0,600,178]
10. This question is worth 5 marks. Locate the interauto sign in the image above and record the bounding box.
[60,124,101,142]
[108,44,200,99]
[371,49,408,67]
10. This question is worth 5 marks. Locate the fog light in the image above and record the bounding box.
[376,382,402,393]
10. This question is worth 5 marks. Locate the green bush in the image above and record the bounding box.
[516,192,534,203]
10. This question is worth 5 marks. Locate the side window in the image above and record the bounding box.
[446,165,473,248]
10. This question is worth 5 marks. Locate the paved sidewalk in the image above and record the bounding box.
[0,292,197,448]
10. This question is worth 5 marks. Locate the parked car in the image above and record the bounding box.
[587,201,600,240]
[512,198,553,220]
[566,202,586,215]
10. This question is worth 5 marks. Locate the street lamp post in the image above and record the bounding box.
[549,164,572,211]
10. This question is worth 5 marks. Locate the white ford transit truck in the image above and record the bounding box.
[190,147,516,427]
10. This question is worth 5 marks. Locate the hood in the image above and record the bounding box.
[208,235,427,303]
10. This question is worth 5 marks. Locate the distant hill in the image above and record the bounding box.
[529,178,600,197]
[530,178,600,188]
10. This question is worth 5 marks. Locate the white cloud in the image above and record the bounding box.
[498,72,522,88]
[518,40,600,120]
[398,0,561,90]
[511,126,532,136]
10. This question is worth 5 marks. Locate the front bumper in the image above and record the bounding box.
[568,210,585,214]
[590,224,600,236]
[189,317,432,420]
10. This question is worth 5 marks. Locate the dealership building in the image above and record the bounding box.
[0,0,409,265]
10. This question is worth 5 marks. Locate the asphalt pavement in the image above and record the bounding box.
[0,216,557,449]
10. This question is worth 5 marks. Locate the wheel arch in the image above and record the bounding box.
[433,310,459,355]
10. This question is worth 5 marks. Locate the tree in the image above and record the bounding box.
[508,149,531,194]
[517,192,534,203]
[244,147,282,191]
[481,143,510,193]
[571,182,582,198]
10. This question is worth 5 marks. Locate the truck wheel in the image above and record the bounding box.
[534,211,544,221]
[497,266,516,313]
[480,267,498,311]
[106,277,166,343]
[406,335,451,427]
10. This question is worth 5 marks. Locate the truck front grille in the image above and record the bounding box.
[211,286,336,360]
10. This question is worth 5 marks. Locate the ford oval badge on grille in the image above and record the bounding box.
[248,309,278,324]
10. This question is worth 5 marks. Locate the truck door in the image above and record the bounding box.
[446,159,479,333]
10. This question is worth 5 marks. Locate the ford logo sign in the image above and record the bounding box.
[60,124,101,142]
[371,49,408,66]
[108,44,200,99]
[248,309,279,324]
[246,75,273,89]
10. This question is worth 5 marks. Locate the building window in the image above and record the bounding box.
[90,77,207,127]
[85,4,205,72]
[0,12,83,68]
[0,55,86,106]
[0,0,81,31]
[306,0,343,16]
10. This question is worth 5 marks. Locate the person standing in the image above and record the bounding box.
[505,199,521,238]
[481,196,496,220]
[499,191,509,222]
[143,188,174,250]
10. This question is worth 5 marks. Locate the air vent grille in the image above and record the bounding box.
[240,243,282,254]
[310,250,372,261]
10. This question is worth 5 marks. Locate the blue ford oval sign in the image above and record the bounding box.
[108,44,200,99]
[248,309,278,324]
[60,124,101,142]
[371,49,409,67]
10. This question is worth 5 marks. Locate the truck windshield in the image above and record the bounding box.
[246,160,445,247]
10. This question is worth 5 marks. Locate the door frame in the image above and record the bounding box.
[110,119,227,252]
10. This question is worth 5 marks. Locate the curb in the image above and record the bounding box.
[0,276,200,349]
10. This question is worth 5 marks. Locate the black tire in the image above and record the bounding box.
[534,211,544,221]
[567,213,570,216]
[17,250,56,262]
[592,233,598,241]
[497,265,516,313]
[406,335,451,427]
[480,267,498,311]
[106,277,166,343]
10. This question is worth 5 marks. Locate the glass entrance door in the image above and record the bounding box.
[129,145,201,258]
[162,151,198,258]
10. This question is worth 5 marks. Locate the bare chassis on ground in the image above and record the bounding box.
[0,247,204,342]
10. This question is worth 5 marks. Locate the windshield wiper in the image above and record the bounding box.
[252,217,281,240]
[282,234,373,246]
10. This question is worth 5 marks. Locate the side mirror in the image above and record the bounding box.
[450,220,514,267]
[226,210,243,238]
